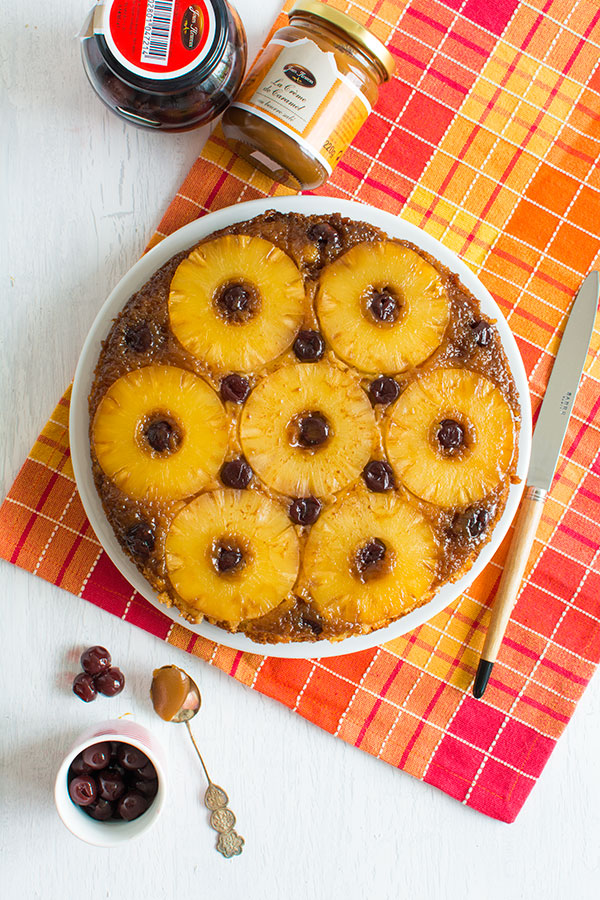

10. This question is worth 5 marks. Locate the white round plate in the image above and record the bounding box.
[71,196,531,659]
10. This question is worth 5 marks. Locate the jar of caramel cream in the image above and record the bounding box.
[221,0,395,190]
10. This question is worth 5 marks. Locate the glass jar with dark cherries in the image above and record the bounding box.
[81,0,247,131]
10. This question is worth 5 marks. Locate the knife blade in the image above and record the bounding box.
[473,271,599,699]
[527,270,599,492]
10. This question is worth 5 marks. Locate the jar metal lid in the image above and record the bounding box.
[289,0,396,81]
[91,0,229,92]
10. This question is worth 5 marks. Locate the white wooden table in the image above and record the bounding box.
[2,3,600,898]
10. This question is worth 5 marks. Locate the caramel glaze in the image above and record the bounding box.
[89,211,520,643]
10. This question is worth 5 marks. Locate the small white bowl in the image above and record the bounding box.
[54,719,167,847]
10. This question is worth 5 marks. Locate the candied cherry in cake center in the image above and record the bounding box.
[354,538,391,581]
[366,286,403,325]
[292,412,330,448]
[215,281,259,323]
[143,416,182,454]
[212,539,246,575]
[436,418,466,455]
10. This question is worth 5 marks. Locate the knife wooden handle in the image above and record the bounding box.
[480,486,546,663]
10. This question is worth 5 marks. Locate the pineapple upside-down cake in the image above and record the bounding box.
[89,211,520,643]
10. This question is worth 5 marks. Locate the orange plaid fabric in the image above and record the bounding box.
[2,0,600,822]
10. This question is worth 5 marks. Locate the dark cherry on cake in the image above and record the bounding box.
[217,283,256,322]
[450,506,490,541]
[214,541,244,574]
[369,376,400,406]
[145,419,181,453]
[125,522,156,559]
[220,374,251,403]
[68,741,158,823]
[293,330,326,362]
[357,538,386,573]
[297,413,329,447]
[437,419,465,454]
[362,460,395,492]
[220,458,253,489]
[124,321,153,353]
[289,497,322,526]
[307,221,341,252]
[369,289,400,324]
[470,319,493,347]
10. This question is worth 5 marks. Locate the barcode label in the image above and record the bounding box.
[140,0,175,65]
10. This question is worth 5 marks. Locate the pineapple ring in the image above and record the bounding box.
[385,368,516,508]
[165,490,300,626]
[92,365,227,501]
[316,241,450,373]
[300,492,439,627]
[169,235,305,372]
[240,362,377,496]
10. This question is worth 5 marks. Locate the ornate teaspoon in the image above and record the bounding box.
[150,664,244,857]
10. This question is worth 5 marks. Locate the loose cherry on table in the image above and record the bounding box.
[72,673,97,703]
[80,645,111,676]
[95,667,126,697]
[72,646,125,702]
[68,741,158,823]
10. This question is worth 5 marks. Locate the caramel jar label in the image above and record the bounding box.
[97,0,217,80]
[230,38,371,174]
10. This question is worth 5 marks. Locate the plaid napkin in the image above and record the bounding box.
[2,0,600,823]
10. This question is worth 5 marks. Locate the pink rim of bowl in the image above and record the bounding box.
[54,719,167,847]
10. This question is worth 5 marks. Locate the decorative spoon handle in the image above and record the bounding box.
[185,721,245,857]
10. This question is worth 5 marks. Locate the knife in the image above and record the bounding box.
[473,270,599,699]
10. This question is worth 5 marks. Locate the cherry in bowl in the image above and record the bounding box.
[67,741,158,824]
[54,721,166,846]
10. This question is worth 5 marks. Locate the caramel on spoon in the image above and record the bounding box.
[150,665,244,857]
